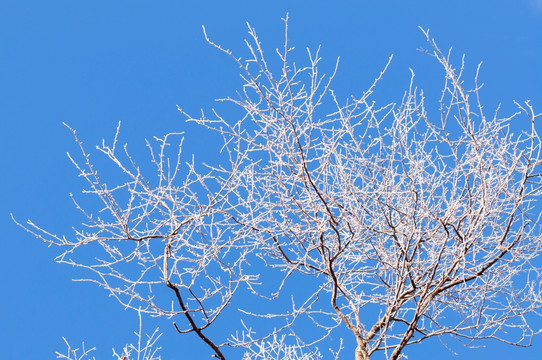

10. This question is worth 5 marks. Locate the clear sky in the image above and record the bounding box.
[2,1,542,359]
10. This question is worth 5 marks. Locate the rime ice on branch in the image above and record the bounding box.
[17,16,542,360]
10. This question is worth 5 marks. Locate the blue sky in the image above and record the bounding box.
[2,1,542,359]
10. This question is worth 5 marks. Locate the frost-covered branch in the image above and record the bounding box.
[17,16,542,360]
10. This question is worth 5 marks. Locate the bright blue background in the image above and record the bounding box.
[2,1,542,359]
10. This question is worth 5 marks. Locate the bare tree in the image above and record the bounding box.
[15,16,542,360]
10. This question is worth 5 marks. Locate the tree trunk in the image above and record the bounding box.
[355,344,370,360]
